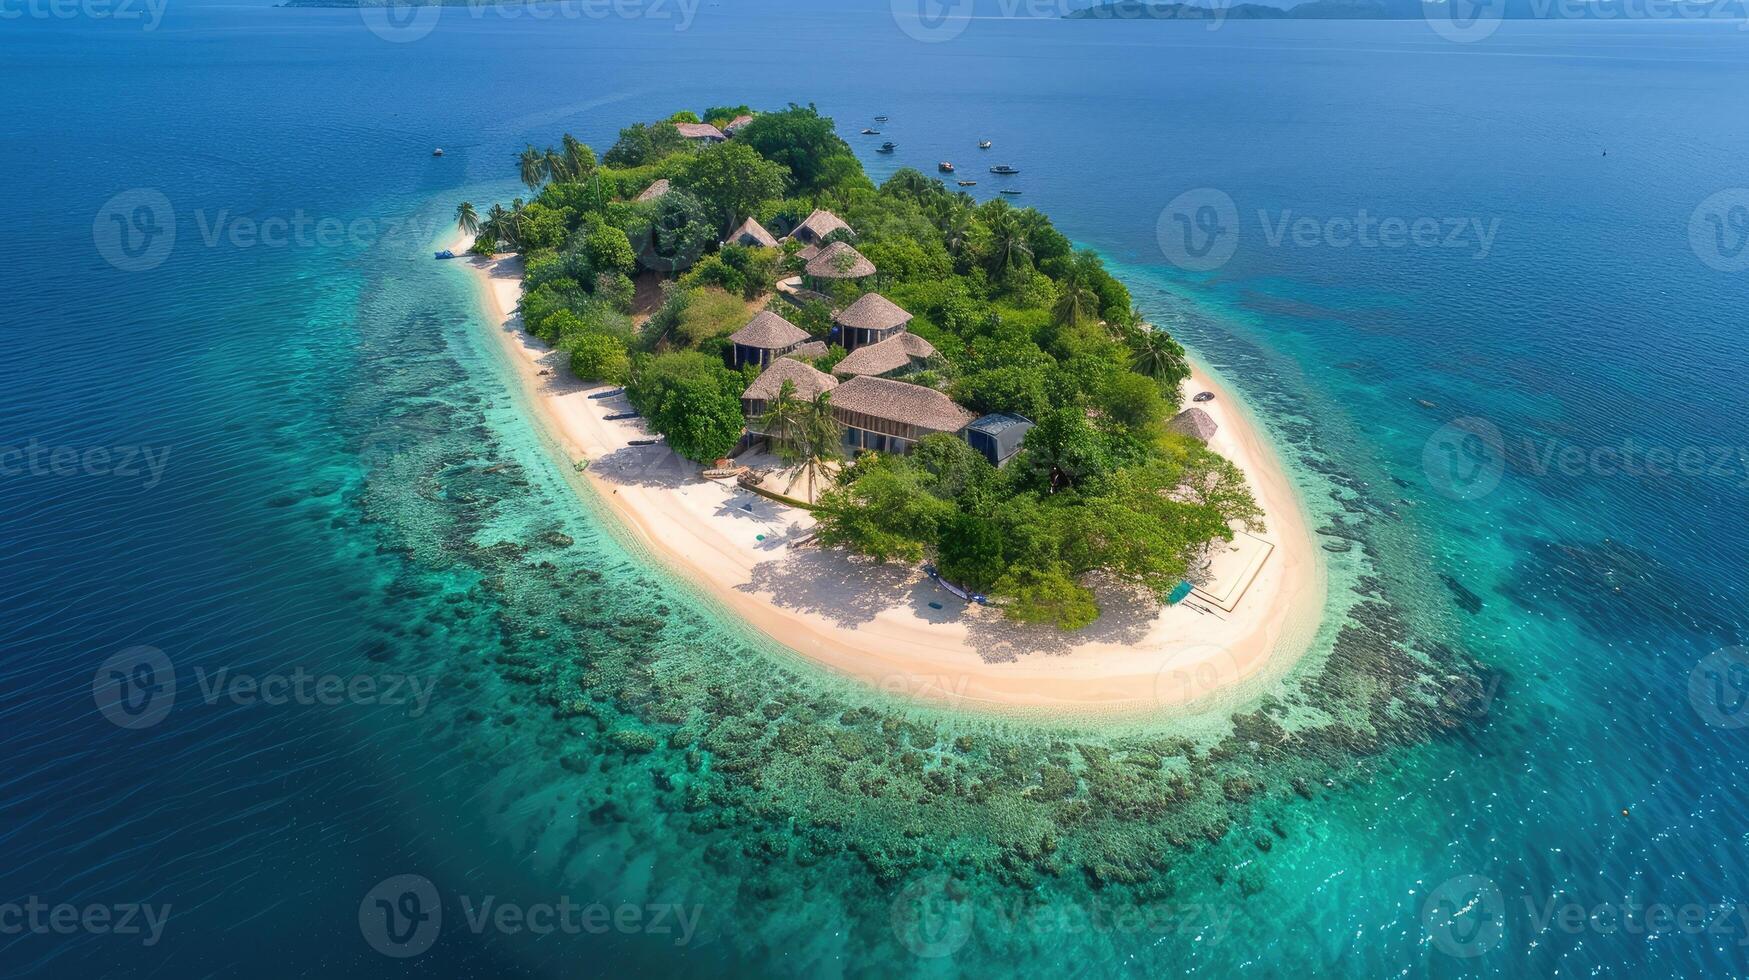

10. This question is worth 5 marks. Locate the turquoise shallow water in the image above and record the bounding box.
[3,3,1748,976]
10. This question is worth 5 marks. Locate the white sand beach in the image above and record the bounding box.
[452,234,1325,718]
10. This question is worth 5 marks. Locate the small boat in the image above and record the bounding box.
[937,162,955,173]
[861,128,880,135]
[876,141,896,154]
[434,249,456,260]
[587,388,625,400]
[989,165,1020,175]
[978,140,992,149]
[874,115,889,122]
[1193,391,1215,403]
[627,438,659,447]
[432,148,444,157]
[603,411,641,421]
[1000,189,1022,195]
[956,180,977,187]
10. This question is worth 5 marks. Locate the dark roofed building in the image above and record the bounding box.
[832,292,912,351]
[831,332,936,379]
[729,311,810,369]
[965,413,1035,468]
[1167,407,1219,442]
[742,358,839,431]
[831,376,976,456]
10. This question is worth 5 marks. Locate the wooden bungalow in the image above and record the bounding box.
[723,114,755,137]
[831,332,937,379]
[1167,407,1219,442]
[724,217,779,249]
[788,208,851,246]
[832,292,912,352]
[673,122,726,143]
[729,311,810,369]
[802,241,876,292]
[741,358,839,430]
[830,376,977,456]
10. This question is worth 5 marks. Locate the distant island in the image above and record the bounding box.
[1067,0,1741,19]
[449,104,1322,712]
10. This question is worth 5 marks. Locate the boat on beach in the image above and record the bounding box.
[434,249,455,259]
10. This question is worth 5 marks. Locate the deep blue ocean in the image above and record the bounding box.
[4,2,1748,976]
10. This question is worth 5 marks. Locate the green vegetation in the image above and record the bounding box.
[466,105,1251,628]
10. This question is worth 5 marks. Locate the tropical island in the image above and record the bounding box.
[450,104,1321,712]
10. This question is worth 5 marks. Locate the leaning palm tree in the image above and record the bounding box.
[560,134,595,182]
[1052,253,1099,327]
[518,145,545,191]
[543,146,568,183]
[454,201,479,237]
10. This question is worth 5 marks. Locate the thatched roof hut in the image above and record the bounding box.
[725,217,779,248]
[634,178,671,203]
[673,122,726,142]
[785,341,830,361]
[742,358,840,425]
[804,241,876,281]
[789,208,851,245]
[729,311,810,369]
[724,114,755,136]
[832,332,936,378]
[834,292,911,333]
[831,376,976,453]
[1167,407,1219,442]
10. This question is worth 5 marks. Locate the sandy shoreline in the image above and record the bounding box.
[449,233,1325,718]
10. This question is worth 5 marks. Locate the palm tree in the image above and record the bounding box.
[939,202,975,258]
[986,205,1033,275]
[542,145,568,183]
[560,133,594,182]
[1052,253,1099,327]
[454,201,479,237]
[1130,328,1188,385]
[758,380,809,450]
[518,145,545,191]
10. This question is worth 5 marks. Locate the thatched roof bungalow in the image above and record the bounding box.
[724,217,779,249]
[832,292,911,351]
[723,114,755,136]
[831,376,976,456]
[673,122,726,143]
[742,358,839,429]
[831,332,937,379]
[1167,407,1219,442]
[785,340,830,361]
[803,242,876,290]
[729,311,810,369]
[634,178,671,203]
[789,208,851,246]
